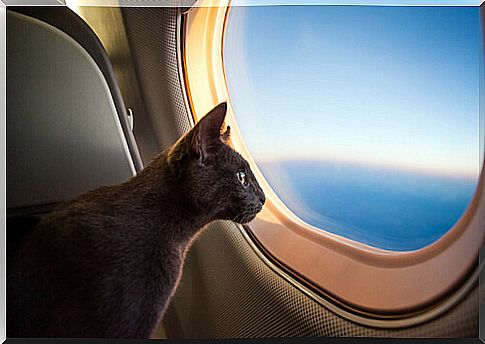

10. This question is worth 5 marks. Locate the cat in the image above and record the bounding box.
[7,102,266,338]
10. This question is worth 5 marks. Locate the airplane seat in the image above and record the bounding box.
[7,8,141,217]
[6,8,173,338]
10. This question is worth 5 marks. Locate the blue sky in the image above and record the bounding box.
[230,1,484,5]
[224,5,482,178]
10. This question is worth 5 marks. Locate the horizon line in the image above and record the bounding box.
[251,155,480,179]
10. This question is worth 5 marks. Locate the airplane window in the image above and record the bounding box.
[224,5,482,251]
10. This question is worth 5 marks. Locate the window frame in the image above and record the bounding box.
[181,0,485,319]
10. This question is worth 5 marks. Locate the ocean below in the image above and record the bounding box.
[257,160,477,251]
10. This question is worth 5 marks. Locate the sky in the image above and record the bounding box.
[224,5,482,178]
[230,1,484,5]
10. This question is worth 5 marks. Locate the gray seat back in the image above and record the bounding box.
[7,10,137,213]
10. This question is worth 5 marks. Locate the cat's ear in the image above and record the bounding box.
[221,125,231,143]
[194,102,227,162]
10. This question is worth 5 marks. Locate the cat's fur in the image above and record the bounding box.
[7,102,265,338]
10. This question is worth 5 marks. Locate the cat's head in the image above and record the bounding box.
[167,102,265,224]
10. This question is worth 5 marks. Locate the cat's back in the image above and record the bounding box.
[6,194,120,337]
[7,185,182,338]
[7,215,41,257]
[6,215,43,337]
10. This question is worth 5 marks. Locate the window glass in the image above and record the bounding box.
[224,5,482,251]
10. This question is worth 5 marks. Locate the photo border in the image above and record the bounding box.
[1,1,484,343]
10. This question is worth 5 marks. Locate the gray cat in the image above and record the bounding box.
[7,102,265,338]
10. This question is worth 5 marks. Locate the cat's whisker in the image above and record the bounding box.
[233,213,244,224]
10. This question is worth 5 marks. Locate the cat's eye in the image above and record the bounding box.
[236,171,249,188]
